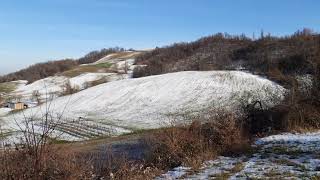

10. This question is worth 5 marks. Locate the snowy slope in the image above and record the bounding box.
[14,76,67,100]
[69,73,125,89]
[11,52,143,101]
[12,73,123,101]
[0,108,11,117]
[2,71,285,141]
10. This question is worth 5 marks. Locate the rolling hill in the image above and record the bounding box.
[2,71,285,142]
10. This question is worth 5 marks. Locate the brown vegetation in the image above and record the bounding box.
[145,112,250,170]
[83,78,109,89]
[61,81,80,96]
[77,47,126,64]
[0,109,251,179]
[60,65,115,78]
[134,29,319,83]
[0,60,78,84]
[0,147,93,180]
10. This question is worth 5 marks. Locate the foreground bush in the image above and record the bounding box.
[0,147,93,180]
[145,112,250,170]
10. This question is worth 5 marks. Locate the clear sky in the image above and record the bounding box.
[0,0,319,75]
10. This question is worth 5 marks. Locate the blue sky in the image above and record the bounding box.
[0,0,319,74]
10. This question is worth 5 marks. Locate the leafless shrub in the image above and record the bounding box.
[243,75,320,134]
[83,78,109,89]
[32,90,42,104]
[145,110,249,170]
[132,66,149,78]
[61,80,79,96]
[0,147,93,179]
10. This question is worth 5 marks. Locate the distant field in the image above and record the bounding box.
[94,62,113,68]
[0,82,18,93]
[105,51,141,60]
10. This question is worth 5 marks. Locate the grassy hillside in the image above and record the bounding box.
[61,64,114,77]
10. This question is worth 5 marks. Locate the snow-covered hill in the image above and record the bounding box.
[6,51,145,102]
[2,71,286,142]
[12,73,125,101]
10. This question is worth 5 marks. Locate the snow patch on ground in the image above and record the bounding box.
[0,108,11,117]
[69,73,123,89]
[159,131,320,179]
[156,167,191,180]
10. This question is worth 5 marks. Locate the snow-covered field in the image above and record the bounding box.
[1,71,285,142]
[8,52,144,102]
[11,73,125,101]
[0,108,11,117]
[158,131,320,179]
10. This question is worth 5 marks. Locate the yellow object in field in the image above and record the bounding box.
[14,102,26,110]
[4,102,28,110]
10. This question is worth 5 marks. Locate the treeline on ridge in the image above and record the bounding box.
[133,29,319,86]
[77,47,126,64]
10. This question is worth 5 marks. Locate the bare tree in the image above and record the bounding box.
[32,90,41,104]
[61,80,79,96]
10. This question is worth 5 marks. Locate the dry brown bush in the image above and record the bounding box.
[145,111,250,170]
[61,81,79,96]
[0,147,93,180]
[0,144,162,180]
[83,78,109,89]
[244,76,320,134]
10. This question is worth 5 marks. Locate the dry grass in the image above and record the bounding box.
[83,77,109,89]
[0,144,162,180]
[61,65,114,77]
[145,111,250,170]
[0,82,17,93]
[0,147,93,180]
[61,80,80,96]
[106,51,142,60]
